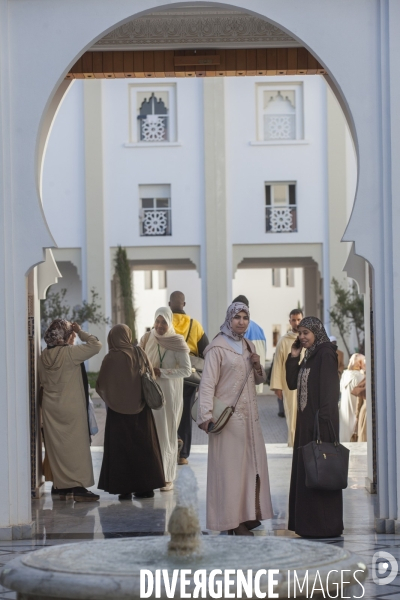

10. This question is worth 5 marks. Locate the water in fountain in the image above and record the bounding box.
[167,468,202,557]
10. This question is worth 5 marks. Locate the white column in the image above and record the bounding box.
[370,0,399,531]
[388,0,400,532]
[0,0,43,538]
[203,79,230,338]
[84,80,107,370]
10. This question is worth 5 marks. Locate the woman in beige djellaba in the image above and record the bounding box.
[39,319,102,502]
[140,307,191,491]
[197,302,273,535]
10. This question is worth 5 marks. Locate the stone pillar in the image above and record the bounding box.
[83,80,107,370]
[203,79,230,338]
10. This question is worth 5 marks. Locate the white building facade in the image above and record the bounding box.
[42,74,354,363]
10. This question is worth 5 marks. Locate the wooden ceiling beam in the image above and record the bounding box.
[66,48,326,79]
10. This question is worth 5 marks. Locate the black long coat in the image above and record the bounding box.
[286,342,343,538]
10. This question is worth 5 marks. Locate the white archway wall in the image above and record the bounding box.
[1,0,399,535]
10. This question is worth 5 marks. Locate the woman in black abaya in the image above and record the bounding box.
[97,324,165,499]
[286,317,342,538]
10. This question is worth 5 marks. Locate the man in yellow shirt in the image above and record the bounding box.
[169,291,209,465]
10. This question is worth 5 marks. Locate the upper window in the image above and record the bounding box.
[265,182,297,233]
[256,83,303,142]
[129,84,177,144]
[139,184,172,237]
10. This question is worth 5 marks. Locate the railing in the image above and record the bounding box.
[140,208,172,236]
[138,115,168,142]
[266,206,297,233]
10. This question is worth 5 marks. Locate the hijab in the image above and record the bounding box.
[44,319,73,347]
[299,316,330,361]
[96,324,144,415]
[144,307,189,368]
[220,302,250,342]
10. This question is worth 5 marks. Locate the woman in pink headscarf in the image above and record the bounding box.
[197,302,273,535]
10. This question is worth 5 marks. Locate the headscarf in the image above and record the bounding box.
[299,316,330,361]
[96,324,144,415]
[220,302,250,342]
[44,319,73,347]
[144,307,189,368]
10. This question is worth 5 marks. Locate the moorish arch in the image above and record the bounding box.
[0,0,398,539]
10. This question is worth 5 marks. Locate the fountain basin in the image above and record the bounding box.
[0,536,367,599]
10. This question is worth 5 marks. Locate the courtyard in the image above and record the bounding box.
[1,395,398,599]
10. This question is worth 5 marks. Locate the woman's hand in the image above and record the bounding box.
[199,419,214,433]
[71,322,81,333]
[153,367,161,377]
[290,341,301,358]
[250,352,262,371]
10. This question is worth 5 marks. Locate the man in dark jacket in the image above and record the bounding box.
[169,291,209,465]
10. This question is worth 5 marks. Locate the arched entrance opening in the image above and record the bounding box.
[30,2,377,541]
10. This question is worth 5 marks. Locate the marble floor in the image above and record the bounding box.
[1,401,399,598]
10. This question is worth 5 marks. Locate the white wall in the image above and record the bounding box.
[102,78,204,249]
[47,261,82,311]
[42,82,86,249]
[233,267,304,359]
[226,76,328,246]
[167,270,203,325]
[133,270,168,339]
[133,269,204,339]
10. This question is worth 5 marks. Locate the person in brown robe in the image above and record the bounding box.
[286,317,342,538]
[39,319,102,502]
[97,324,165,499]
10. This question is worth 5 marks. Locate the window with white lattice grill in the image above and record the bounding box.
[129,84,177,144]
[265,182,297,233]
[256,83,303,142]
[139,184,172,237]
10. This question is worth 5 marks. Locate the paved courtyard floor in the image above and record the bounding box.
[1,396,399,598]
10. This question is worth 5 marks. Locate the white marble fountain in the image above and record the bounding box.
[0,470,367,599]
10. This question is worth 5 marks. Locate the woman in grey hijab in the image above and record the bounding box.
[197,303,273,535]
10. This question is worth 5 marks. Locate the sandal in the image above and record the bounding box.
[134,491,155,498]
[58,488,73,500]
[227,523,254,536]
[72,487,100,502]
[118,493,132,501]
[244,520,262,530]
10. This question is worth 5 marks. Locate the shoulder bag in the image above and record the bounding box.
[191,339,255,434]
[302,410,349,490]
[134,346,165,411]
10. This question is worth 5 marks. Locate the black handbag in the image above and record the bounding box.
[301,410,349,491]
